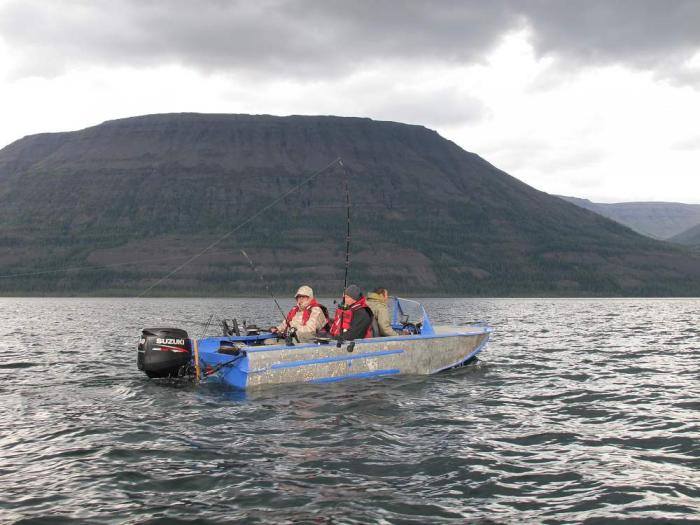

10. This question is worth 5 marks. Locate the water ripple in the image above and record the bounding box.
[1,297,700,523]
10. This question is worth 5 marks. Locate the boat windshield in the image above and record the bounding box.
[390,297,434,335]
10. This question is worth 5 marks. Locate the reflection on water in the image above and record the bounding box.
[0,297,699,523]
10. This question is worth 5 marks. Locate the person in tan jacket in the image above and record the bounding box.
[271,285,330,341]
[366,287,399,337]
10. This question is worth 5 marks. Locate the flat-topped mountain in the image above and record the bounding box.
[558,196,700,240]
[1,113,700,296]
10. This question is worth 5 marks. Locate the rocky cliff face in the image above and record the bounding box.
[1,113,700,296]
[558,196,700,240]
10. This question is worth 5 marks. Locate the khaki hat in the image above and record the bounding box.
[295,285,314,298]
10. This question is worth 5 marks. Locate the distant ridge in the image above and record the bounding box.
[670,222,700,246]
[557,196,700,240]
[1,112,700,296]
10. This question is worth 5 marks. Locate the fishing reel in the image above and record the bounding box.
[221,319,265,337]
[286,327,300,346]
[274,327,300,346]
[221,319,241,336]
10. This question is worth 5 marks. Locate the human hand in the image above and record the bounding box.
[270,326,278,333]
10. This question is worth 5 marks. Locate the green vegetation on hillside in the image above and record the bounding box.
[1,113,700,296]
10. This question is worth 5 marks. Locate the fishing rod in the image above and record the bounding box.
[201,351,246,378]
[337,159,352,348]
[341,159,351,293]
[199,313,215,339]
[239,248,293,339]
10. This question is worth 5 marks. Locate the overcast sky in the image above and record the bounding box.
[1,0,699,203]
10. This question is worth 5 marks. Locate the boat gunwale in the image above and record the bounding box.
[197,325,494,356]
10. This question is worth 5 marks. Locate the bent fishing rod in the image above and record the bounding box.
[238,160,352,346]
[131,157,344,338]
[239,249,290,334]
[236,160,351,346]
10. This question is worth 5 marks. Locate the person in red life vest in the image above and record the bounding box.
[329,284,374,340]
[270,285,330,341]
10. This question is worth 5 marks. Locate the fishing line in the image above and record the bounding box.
[239,249,289,331]
[136,157,342,297]
[0,210,363,281]
[0,159,343,284]
[0,257,193,279]
[149,317,210,327]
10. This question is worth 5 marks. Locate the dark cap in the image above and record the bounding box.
[344,284,362,300]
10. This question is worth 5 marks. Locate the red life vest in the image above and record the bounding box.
[329,296,374,339]
[286,298,330,330]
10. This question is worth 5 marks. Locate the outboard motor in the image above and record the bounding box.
[137,328,192,378]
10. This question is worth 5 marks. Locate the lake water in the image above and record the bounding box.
[1,298,699,524]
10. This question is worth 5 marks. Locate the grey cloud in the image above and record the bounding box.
[0,0,516,79]
[521,0,700,85]
[1,0,699,84]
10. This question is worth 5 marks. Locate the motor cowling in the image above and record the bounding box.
[137,328,192,378]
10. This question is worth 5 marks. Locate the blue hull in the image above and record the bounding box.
[195,325,492,391]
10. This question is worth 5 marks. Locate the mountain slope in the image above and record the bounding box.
[1,112,700,296]
[670,223,700,246]
[558,196,700,239]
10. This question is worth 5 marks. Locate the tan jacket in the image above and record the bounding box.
[366,292,398,336]
[276,305,327,340]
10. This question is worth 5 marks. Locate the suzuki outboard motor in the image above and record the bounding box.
[137,328,192,378]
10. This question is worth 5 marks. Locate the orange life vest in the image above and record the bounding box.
[329,296,373,338]
[286,298,331,331]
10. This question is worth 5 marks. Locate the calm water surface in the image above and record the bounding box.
[1,298,699,524]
